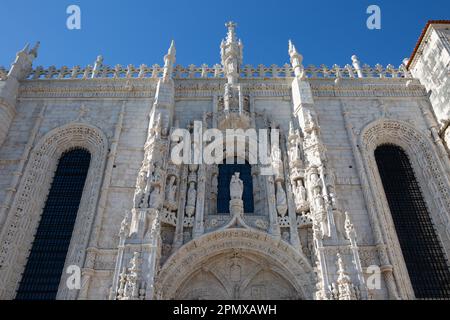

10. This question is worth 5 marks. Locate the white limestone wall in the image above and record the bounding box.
[1,74,447,300]
[410,27,450,126]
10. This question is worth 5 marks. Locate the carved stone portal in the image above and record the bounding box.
[175,250,300,300]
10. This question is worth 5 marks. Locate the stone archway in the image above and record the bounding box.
[0,123,108,300]
[155,228,315,300]
[359,119,450,299]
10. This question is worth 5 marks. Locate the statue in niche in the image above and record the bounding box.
[294,179,309,213]
[150,164,162,184]
[149,185,161,209]
[133,171,147,208]
[310,168,322,194]
[271,145,283,177]
[186,182,197,217]
[325,171,338,209]
[276,181,288,217]
[230,172,244,200]
[166,176,177,204]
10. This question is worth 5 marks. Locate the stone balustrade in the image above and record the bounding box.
[0,62,411,81]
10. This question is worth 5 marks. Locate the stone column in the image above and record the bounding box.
[0,43,39,148]
[111,41,176,300]
[173,165,188,250]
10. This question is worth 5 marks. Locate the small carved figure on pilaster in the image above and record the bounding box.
[294,179,309,213]
[149,186,162,209]
[185,182,197,217]
[334,253,358,300]
[119,212,131,239]
[133,171,148,209]
[276,181,288,217]
[164,175,178,211]
[123,252,140,300]
[344,212,356,242]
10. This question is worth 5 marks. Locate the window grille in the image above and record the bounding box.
[16,149,91,300]
[375,145,450,299]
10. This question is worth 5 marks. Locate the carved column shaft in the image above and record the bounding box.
[341,102,400,299]
[173,165,188,249]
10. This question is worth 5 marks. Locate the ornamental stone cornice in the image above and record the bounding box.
[17,77,427,100]
[18,78,159,99]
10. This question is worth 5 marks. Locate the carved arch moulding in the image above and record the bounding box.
[359,119,450,299]
[0,123,108,300]
[154,228,315,300]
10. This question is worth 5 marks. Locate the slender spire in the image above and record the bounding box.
[8,42,39,80]
[288,40,305,79]
[225,21,238,45]
[221,21,243,84]
[163,40,176,82]
[29,41,40,58]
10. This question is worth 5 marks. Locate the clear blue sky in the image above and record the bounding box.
[1,0,449,69]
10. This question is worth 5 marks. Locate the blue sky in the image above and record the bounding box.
[1,0,449,69]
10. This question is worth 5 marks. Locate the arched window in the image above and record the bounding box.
[217,160,254,214]
[375,144,450,299]
[16,148,91,300]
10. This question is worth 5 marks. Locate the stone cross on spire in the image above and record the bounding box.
[225,21,238,44]
[221,21,243,84]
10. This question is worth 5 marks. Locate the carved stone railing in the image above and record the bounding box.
[0,62,411,81]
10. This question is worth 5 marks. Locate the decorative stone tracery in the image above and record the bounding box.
[0,123,108,299]
[154,228,315,300]
[359,119,450,299]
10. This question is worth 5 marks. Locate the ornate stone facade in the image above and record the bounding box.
[0,21,449,300]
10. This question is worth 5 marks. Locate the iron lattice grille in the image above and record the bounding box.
[16,149,91,300]
[375,145,450,299]
[217,161,254,214]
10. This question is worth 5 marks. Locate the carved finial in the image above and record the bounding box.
[9,43,38,80]
[221,22,243,84]
[288,40,296,56]
[22,43,30,53]
[92,55,103,78]
[163,40,176,82]
[95,55,103,66]
[225,21,238,44]
[168,40,176,56]
[288,40,304,79]
[29,41,40,58]
[351,55,363,78]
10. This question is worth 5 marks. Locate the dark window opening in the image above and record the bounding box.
[217,160,254,214]
[375,144,450,299]
[16,148,91,300]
